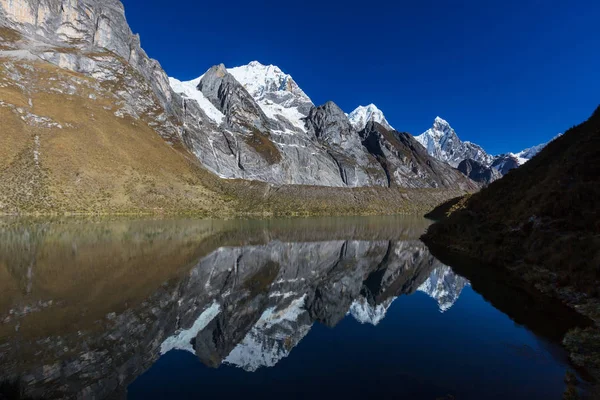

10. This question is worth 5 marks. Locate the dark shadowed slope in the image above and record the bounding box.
[422,105,600,389]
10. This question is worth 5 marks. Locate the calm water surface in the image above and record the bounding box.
[0,216,587,399]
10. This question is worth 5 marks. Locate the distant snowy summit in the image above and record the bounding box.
[491,133,562,174]
[168,60,554,187]
[415,117,493,168]
[415,116,560,177]
[347,104,394,131]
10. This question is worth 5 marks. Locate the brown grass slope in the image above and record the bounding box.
[0,54,236,216]
[423,105,600,386]
[0,53,468,216]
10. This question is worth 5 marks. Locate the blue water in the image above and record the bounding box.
[0,217,583,400]
[130,287,570,400]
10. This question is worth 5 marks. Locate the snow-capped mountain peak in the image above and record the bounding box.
[348,104,394,131]
[169,61,314,134]
[415,117,493,168]
[228,61,312,105]
[433,116,451,129]
[228,61,314,133]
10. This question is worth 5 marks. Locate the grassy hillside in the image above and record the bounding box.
[0,55,468,217]
[422,106,600,390]
[0,55,236,216]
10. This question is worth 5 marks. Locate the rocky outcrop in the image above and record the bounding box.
[198,64,274,132]
[305,101,388,187]
[458,158,502,185]
[360,121,478,190]
[0,0,177,132]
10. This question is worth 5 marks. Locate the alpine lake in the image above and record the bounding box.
[0,216,591,399]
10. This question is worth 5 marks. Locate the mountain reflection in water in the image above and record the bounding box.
[0,216,580,400]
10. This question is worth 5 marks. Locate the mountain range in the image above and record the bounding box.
[0,0,555,215]
[414,116,560,180]
[169,61,557,188]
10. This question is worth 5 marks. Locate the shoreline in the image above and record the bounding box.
[422,232,600,398]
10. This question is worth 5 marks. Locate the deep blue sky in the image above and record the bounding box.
[122,0,599,155]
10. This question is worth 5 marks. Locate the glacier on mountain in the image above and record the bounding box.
[228,61,314,134]
[169,77,224,124]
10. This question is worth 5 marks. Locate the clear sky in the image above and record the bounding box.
[122,0,599,155]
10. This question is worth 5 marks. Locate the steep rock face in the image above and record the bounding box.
[305,101,388,186]
[0,0,175,121]
[415,117,494,168]
[348,104,394,131]
[228,60,313,133]
[458,159,502,185]
[198,64,274,132]
[360,121,478,190]
[1,0,476,206]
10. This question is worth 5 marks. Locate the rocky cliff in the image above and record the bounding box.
[360,121,475,189]
[0,0,476,215]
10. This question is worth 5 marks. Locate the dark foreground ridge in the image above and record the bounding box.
[422,105,600,396]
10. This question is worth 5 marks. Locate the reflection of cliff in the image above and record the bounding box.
[0,216,462,399]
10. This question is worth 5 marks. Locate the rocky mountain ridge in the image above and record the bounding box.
[171,62,476,190]
[415,116,559,178]
[415,117,494,168]
[0,0,476,216]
